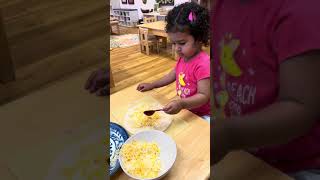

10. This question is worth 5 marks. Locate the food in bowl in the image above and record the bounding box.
[120,140,161,179]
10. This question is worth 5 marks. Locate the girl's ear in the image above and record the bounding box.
[197,38,203,45]
[194,40,202,48]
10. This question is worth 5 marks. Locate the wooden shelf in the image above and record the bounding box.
[112,9,138,27]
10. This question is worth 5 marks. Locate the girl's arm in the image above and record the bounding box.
[212,50,320,164]
[137,69,176,92]
[151,69,176,88]
[163,78,210,114]
[179,78,210,109]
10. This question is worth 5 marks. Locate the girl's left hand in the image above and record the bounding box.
[163,100,184,114]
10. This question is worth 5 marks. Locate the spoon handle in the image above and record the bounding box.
[154,109,163,111]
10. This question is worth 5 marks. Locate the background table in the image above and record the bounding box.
[137,21,167,38]
[137,21,176,58]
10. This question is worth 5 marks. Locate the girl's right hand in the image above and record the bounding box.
[136,83,154,92]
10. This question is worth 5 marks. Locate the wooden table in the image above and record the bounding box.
[110,85,210,180]
[212,151,293,180]
[137,21,176,58]
[110,85,293,180]
[137,21,167,38]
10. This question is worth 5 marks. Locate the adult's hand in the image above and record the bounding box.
[85,68,109,96]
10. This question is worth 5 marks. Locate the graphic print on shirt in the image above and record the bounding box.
[177,72,191,98]
[216,34,243,118]
[220,36,242,77]
[215,33,258,117]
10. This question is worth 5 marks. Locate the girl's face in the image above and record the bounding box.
[168,32,201,60]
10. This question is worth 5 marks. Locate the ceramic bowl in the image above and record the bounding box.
[110,122,129,176]
[119,130,177,180]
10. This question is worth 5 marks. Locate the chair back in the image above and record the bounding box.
[139,28,150,43]
[143,17,156,23]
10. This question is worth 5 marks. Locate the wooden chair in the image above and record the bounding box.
[167,38,177,59]
[143,16,156,24]
[138,28,159,55]
[110,20,120,34]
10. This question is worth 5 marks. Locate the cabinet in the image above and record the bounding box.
[112,9,139,27]
[143,12,166,21]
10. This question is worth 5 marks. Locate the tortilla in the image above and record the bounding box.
[123,103,172,135]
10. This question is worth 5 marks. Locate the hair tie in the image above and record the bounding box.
[188,11,196,23]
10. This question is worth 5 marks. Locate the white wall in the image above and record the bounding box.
[120,0,155,19]
[172,0,191,7]
[111,0,190,19]
[149,0,191,12]
[110,0,121,9]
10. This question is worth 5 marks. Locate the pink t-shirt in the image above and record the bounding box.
[175,51,211,117]
[212,0,320,173]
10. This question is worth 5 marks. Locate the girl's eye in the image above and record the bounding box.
[178,42,186,45]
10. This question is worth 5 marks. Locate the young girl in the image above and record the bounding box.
[211,0,320,179]
[137,2,211,122]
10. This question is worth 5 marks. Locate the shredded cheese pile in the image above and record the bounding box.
[120,140,161,178]
[130,104,160,128]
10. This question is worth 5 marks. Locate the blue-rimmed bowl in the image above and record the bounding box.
[110,122,129,176]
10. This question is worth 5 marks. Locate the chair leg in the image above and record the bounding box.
[165,38,168,48]
[116,25,120,34]
[157,42,160,54]
[146,44,150,55]
[162,37,167,48]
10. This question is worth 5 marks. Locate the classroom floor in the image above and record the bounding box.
[110,44,177,101]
